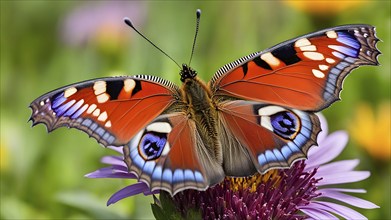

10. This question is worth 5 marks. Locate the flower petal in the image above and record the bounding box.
[317,171,370,185]
[107,146,123,154]
[315,159,359,176]
[306,131,348,169]
[316,113,328,142]
[101,155,126,166]
[85,166,136,179]
[307,201,367,219]
[317,189,379,209]
[299,206,338,220]
[319,188,366,194]
[107,182,150,206]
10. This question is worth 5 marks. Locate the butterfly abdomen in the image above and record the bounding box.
[181,77,223,164]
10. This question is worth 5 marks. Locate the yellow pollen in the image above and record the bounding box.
[227,170,280,192]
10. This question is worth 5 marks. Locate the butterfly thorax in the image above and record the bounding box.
[181,75,223,164]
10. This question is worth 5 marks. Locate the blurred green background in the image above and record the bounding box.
[1,1,390,219]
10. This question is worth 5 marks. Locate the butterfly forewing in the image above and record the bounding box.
[30,76,180,146]
[210,25,380,111]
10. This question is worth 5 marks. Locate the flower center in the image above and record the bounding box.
[227,169,280,192]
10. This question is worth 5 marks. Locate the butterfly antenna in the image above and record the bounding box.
[188,9,201,66]
[124,17,181,69]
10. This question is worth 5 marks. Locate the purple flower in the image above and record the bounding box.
[86,114,378,219]
[60,1,146,49]
[84,146,154,206]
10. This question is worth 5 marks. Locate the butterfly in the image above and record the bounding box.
[29,19,380,196]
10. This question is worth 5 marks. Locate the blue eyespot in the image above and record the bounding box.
[270,111,299,139]
[139,132,167,160]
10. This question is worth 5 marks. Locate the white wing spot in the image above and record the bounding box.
[64,87,77,98]
[87,104,97,114]
[40,101,45,106]
[312,69,325,78]
[98,111,108,122]
[319,64,329,71]
[97,93,109,103]
[93,81,107,95]
[303,52,324,60]
[326,30,338,38]
[105,120,112,128]
[92,108,100,117]
[260,52,281,67]
[326,58,336,64]
[299,45,317,52]
[294,38,311,47]
[124,79,136,93]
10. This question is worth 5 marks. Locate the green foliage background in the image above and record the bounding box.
[1,1,390,219]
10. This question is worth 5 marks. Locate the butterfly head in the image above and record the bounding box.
[180,64,197,82]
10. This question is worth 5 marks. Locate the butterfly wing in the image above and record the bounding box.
[29,76,181,146]
[123,113,225,195]
[210,25,380,111]
[218,100,320,175]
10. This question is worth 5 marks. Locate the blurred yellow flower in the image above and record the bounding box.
[284,0,368,15]
[349,102,391,161]
[1,140,9,171]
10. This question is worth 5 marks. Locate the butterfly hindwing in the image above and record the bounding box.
[123,113,225,195]
[218,100,320,174]
[30,76,180,146]
[210,25,380,111]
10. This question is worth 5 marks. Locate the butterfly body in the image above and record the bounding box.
[30,24,380,195]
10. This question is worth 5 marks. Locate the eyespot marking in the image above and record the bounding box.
[146,122,172,133]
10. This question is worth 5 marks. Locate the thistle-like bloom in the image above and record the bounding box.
[86,114,378,219]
